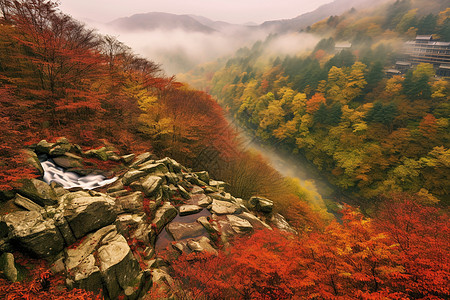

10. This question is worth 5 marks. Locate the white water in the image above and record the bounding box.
[41,160,118,190]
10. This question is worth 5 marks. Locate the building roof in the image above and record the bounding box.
[416,35,433,40]
[396,61,411,66]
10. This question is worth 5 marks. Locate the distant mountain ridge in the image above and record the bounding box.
[260,0,391,32]
[108,12,216,33]
[108,0,392,34]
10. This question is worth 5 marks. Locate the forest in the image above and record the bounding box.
[0,0,449,299]
[190,0,450,208]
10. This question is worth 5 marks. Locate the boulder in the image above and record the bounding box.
[13,194,42,211]
[179,205,203,216]
[97,233,140,299]
[210,199,239,215]
[152,202,177,233]
[3,211,64,257]
[194,171,209,183]
[187,236,218,255]
[62,194,117,238]
[35,140,54,154]
[65,225,142,297]
[52,153,83,169]
[138,162,169,175]
[83,147,109,161]
[49,140,73,156]
[122,170,146,186]
[166,222,205,241]
[141,175,163,197]
[115,191,144,213]
[120,154,136,164]
[22,149,44,176]
[129,152,155,168]
[190,194,212,207]
[210,192,232,202]
[226,215,253,234]
[249,196,274,213]
[156,157,182,174]
[177,184,190,199]
[0,252,17,282]
[270,213,297,234]
[106,180,124,193]
[16,178,58,207]
[190,185,204,195]
[237,212,272,230]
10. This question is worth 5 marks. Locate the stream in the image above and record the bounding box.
[232,121,343,213]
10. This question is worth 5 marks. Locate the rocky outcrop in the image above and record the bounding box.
[15,178,58,207]
[249,196,274,213]
[0,139,297,299]
[2,210,64,257]
[62,192,117,239]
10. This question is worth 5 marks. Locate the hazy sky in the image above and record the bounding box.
[59,0,333,24]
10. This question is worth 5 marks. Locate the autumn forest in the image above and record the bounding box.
[0,0,449,299]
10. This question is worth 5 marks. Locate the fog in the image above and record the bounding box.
[91,22,320,75]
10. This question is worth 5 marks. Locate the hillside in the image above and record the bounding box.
[187,0,450,207]
[108,12,216,33]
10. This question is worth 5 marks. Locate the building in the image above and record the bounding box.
[437,65,450,77]
[403,35,450,66]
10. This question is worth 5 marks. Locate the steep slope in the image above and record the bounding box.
[260,0,391,32]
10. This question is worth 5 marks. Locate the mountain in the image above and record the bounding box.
[260,0,391,32]
[108,12,216,33]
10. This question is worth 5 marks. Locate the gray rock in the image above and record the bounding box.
[0,253,17,282]
[190,185,204,195]
[249,196,274,213]
[191,194,212,207]
[121,154,136,164]
[63,194,117,238]
[226,215,253,234]
[210,200,239,215]
[65,224,143,298]
[210,192,232,202]
[13,194,42,211]
[156,157,182,174]
[194,171,209,183]
[138,162,169,175]
[187,236,218,255]
[116,191,144,213]
[238,212,272,230]
[22,149,44,176]
[152,202,177,233]
[83,147,109,161]
[16,178,58,207]
[179,205,203,216]
[129,152,155,168]
[122,170,147,186]
[166,222,205,241]
[35,140,54,154]
[141,175,163,196]
[177,184,190,199]
[270,213,297,234]
[107,180,124,193]
[98,233,140,299]
[108,190,130,198]
[52,153,83,169]
[3,211,64,257]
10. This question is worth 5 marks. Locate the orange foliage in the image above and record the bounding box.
[306,93,326,114]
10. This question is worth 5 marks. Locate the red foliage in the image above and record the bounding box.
[170,199,449,299]
[0,252,101,299]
